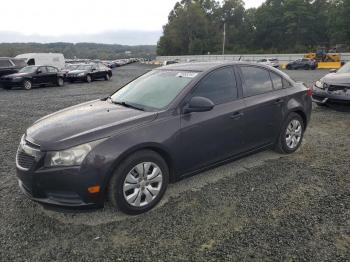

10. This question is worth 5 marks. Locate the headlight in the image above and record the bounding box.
[77,73,85,77]
[44,139,105,167]
[315,81,323,89]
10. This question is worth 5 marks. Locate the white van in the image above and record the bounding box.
[15,53,65,69]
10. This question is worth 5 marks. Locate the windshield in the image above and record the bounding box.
[66,64,79,70]
[337,62,350,74]
[19,66,37,73]
[111,70,198,110]
[76,65,92,70]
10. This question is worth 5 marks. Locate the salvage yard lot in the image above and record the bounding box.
[0,64,349,261]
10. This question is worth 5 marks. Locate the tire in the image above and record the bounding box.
[274,112,305,154]
[316,102,327,107]
[108,150,169,215]
[23,80,32,90]
[86,75,92,83]
[57,77,64,87]
[105,73,110,81]
[3,86,11,90]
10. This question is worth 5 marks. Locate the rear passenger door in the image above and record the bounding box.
[238,66,286,150]
[46,67,58,84]
[179,66,246,173]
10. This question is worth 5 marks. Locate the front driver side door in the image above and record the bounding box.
[178,66,246,174]
[32,66,48,84]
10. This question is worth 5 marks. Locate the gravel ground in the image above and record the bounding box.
[0,64,349,261]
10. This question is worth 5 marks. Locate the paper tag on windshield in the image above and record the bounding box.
[176,72,198,78]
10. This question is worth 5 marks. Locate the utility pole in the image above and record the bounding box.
[222,22,226,55]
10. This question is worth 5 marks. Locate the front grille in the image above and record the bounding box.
[328,85,348,92]
[16,150,35,170]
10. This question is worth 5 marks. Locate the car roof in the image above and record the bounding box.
[158,61,246,72]
[158,61,295,83]
[158,61,276,72]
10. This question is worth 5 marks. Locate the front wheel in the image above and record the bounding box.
[105,73,110,81]
[275,113,305,154]
[23,80,32,90]
[108,150,169,215]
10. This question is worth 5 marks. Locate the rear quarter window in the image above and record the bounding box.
[270,72,283,90]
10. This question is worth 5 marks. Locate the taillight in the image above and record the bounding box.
[307,87,313,97]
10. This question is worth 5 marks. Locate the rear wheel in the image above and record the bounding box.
[108,150,169,215]
[23,80,32,90]
[316,102,327,107]
[86,75,92,83]
[275,113,304,154]
[57,77,64,87]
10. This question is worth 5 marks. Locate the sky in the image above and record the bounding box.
[0,0,265,45]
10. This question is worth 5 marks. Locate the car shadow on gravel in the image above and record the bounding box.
[41,150,286,226]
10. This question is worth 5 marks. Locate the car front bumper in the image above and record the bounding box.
[16,140,106,209]
[0,78,23,87]
[313,86,350,105]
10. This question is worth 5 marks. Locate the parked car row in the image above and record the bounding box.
[0,62,112,90]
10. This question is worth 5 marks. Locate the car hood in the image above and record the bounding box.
[26,99,157,151]
[322,73,350,86]
[68,69,88,74]
[1,72,30,78]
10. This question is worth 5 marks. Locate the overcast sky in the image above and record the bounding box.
[0,0,265,44]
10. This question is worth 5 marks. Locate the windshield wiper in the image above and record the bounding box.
[112,100,145,111]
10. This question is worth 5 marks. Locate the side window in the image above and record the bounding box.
[270,72,283,90]
[192,67,237,105]
[0,59,12,68]
[40,67,48,73]
[283,79,292,88]
[27,58,35,66]
[241,66,273,97]
[47,67,58,73]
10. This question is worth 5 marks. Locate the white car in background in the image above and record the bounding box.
[257,58,280,68]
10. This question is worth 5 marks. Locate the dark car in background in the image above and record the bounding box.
[286,58,317,70]
[0,57,27,79]
[16,62,312,214]
[67,63,112,83]
[313,62,350,106]
[0,65,64,90]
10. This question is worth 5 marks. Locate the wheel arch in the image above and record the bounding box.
[103,143,175,197]
[289,109,307,128]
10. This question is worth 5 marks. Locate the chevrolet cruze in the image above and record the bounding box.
[16,62,312,214]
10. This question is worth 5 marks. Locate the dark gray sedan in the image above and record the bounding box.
[313,62,350,106]
[16,62,312,214]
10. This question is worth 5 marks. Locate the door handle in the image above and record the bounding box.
[230,112,244,120]
[274,99,284,105]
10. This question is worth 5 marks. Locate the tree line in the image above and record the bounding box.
[0,42,156,60]
[157,0,350,55]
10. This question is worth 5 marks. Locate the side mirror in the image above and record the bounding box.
[36,70,42,74]
[329,69,337,73]
[92,68,96,71]
[184,96,214,113]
